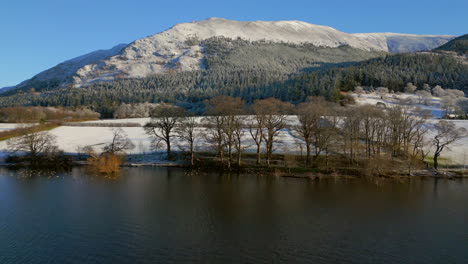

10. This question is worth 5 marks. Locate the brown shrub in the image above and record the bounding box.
[88,153,123,174]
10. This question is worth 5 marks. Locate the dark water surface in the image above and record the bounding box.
[1,167,467,263]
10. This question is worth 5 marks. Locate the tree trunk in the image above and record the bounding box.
[433,153,440,170]
[190,143,194,166]
[306,144,311,166]
[166,140,172,160]
[266,141,272,168]
[256,144,261,164]
[227,144,232,168]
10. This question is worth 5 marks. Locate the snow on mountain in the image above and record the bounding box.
[15,43,128,89]
[353,32,455,53]
[13,18,455,89]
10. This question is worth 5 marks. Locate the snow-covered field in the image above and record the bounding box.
[0,123,22,132]
[353,92,444,118]
[0,92,466,165]
[0,125,303,159]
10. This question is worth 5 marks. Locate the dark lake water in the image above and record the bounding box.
[1,167,468,263]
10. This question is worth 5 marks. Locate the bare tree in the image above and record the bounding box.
[247,116,264,165]
[144,103,187,159]
[295,97,337,166]
[7,128,58,165]
[203,115,225,162]
[176,116,198,166]
[250,98,292,167]
[341,107,363,164]
[233,116,247,166]
[431,121,468,170]
[204,96,245,168]
[103,128,135,154]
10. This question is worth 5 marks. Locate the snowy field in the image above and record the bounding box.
[0,125,304,159]
[352,92,444,118]
[0,124,21,132]
[0,92,466,165]
[0,123,36,132]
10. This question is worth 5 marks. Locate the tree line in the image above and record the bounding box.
[5,94,467,174]
[144,95,467,172]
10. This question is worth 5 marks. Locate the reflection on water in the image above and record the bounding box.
[1,167,467,263]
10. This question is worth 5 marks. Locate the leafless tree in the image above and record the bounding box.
[7,128,58,165]
[247,116,264,164]
[431,121,468,170]
[103,128,135,154]
[295,97,337,166]
[204,96,245,168]
[144,103,187,159]
[233,116,247,166]
[176,116,198,166]
[250,98,292,167]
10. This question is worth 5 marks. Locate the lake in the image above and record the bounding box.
[1,167,467,263]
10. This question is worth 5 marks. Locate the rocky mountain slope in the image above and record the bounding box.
[9,18,454,91]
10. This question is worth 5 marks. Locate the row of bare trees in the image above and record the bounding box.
[143,95,467,171]
[144,96,293,168]
[4,95,466,173]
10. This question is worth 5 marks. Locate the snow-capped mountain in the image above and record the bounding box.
[14,43,127,89]
[353,33,454,53]
[13,18,454,89]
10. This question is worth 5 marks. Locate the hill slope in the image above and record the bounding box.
[0,51,466,117]
[8,18,454,91]
[435,34,468,55]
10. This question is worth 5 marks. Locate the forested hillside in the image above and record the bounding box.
[435,34,468,55]
[280,52,468,97]
[0,39,466,117]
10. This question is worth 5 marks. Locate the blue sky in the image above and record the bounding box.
[1,0,467,87]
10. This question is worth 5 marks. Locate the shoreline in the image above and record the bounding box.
[1,152,467,179]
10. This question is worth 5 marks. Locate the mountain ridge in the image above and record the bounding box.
[7,18,455,91]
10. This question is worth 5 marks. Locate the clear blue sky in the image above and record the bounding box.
[1,0,467,88]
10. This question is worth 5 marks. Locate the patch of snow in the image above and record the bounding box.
[352,92,445,118]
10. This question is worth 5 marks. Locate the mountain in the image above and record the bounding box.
[9,18,454,91]
[435,34,468,55]
[0,86,15,94]
[1,49,466,117]
[14,44,128,91]
[353,33,454,53]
